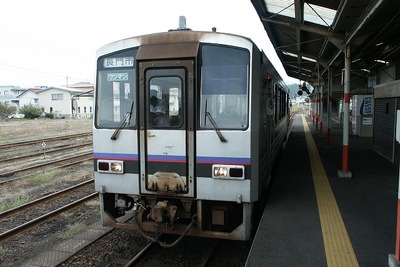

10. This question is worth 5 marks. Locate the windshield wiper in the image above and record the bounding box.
[111,100,134,140]
[205,110,228,143]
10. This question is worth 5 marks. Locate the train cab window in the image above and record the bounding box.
[199,45,249,130]
[95,49,137,128]
[148,76,183,128]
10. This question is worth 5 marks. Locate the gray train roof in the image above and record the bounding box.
[251,0,400,86]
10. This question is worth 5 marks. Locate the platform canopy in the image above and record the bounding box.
[251,0,400,86]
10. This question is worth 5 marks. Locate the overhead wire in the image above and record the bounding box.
[0,34,90,85]
[0,30,93,85]
[0,62,88,82]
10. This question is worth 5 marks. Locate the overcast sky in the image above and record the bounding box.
[0,0,298,88]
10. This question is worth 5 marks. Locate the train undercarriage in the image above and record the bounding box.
[99,193,252,246]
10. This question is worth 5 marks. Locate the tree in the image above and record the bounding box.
[0,102,17,115]
[19,104,42,119]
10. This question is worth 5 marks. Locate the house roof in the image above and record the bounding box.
[36,86,93,94]
[16,89,39,98]
[67,82,94,89]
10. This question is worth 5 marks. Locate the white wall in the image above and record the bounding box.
[37,88,72,116]
[18,91,38,107]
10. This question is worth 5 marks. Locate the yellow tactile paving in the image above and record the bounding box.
[302,115,359,267]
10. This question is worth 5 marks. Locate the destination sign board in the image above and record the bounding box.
[103,57,134,68]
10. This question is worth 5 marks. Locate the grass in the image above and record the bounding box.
[0,245,8,255]
[69,170,93,181]
[60,212,74,220]
[85,199,100,212]
[60,223,87,239]
[0,195,31,212]
[25,171,55,186]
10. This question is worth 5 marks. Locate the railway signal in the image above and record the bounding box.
[41,141,46,159]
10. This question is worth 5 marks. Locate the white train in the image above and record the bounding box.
[93,23,289,246]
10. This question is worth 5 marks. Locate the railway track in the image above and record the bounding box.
[0,151,93,180]
[0,132,92,149]
[0,119,99,266]
[120,236,220,267]
[0,179,97,242]
[1,121,251,266]
[0,141,92,164]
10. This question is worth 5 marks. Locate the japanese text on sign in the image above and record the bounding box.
[107,73,129,81]
[362,96,373,115]
[103,57,134,68]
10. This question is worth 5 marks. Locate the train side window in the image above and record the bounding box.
[199,45,249,130]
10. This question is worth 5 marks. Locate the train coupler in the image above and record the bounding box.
[147,200,178,227]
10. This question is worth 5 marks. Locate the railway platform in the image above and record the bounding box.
[246,112,398,267]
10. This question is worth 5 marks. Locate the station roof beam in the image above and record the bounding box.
[251,0,400,86]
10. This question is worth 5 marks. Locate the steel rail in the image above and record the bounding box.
[0,157,92,186]
[0,132,92,149]
[199,239,220,267]
[123,235,161,267]
[0,152,93,178]
[0,192,98,242]
[0,179,94,217]
[0,141,92,163]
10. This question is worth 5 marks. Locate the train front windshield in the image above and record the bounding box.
[200,45,249,130]
[95,45,249,130]
[96,49,138,128]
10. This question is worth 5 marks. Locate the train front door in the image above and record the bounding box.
[138,60,194,197]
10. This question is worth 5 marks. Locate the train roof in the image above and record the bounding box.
[96,29,289,93]
[96,30,256,57]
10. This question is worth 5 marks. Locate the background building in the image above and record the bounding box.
[36,86,93,119]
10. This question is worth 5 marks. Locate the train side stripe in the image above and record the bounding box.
[196,156,251,165]
[94,152,250,165]
[93,152,138,160]
[147,155,186,163]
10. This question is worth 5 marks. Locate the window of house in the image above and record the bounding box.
[52,94,63,100]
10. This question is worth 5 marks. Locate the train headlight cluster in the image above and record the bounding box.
[97,160,124,174]
[212,165,245,180]
[214,166,228,177]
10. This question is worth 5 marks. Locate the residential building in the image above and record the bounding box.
[16,89,40,107]
[36,86,93,119]
[0,85,26,107]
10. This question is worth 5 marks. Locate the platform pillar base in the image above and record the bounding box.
[389,254,400,267]
[337,170,352,178]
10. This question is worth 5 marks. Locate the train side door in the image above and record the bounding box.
[138,60,194,197]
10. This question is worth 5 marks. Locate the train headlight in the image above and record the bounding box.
[214,166,228,177]
[212,165,245,180]
[97,160,124,174]
[111,162,123,172]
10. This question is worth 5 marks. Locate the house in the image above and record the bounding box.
[16,89,40,107]
[66,82,94,90]
[0,85,27,107]
[36,86,93,119]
